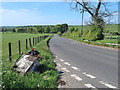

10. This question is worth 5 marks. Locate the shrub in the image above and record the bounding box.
[82,25,104,41]
[57,31,62,36]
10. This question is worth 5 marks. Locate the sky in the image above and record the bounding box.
[0,1,118,26]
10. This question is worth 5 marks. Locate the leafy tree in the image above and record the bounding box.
[61,24,68,33]
[69,27,75,33]
[51,25,61,33]
[37,26,43,33]
[15,28,18,32]
[44,26,50,33]
[11,29,16,32]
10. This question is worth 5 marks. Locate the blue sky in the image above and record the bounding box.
[0,2,118,26]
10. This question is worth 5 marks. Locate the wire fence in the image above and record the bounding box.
[7,35,49,62]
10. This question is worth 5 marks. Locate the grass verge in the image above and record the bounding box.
[62,36,119,49]
[2,34,59,89]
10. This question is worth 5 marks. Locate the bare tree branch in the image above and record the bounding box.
[95,0,101,17]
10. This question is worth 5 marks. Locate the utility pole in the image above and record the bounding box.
[81,7,84,37]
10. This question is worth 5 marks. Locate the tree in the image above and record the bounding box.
[37,26,43,33]
[11,29,16,32]
[66,0,117,40]
[44,26,50,33]
[69,27,75,33]
[70,0,117,26]
[61,24,68,33]
[51,25,61,33]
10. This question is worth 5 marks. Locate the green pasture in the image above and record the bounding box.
[2,32,50,60]
[104,24,118,32]
[69,24,118,32]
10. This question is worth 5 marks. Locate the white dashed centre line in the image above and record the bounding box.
[71,66,79,70]
[64,62,71,65]
[70,74,82,81]
[60,59,64,62]
[83,72,96,79]
[57,63,61,67]
[62,68,70,72]
[99,81,117,88]
[84,84,96,88]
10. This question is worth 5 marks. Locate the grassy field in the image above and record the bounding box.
[104,24,118,32]
[1,32,59,88]
[69,24,118,32]
[2,32,50,60]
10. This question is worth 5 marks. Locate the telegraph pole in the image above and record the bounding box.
[81,7,84,37]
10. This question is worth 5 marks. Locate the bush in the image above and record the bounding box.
[57,31,62,36]
[69,27,75,33]
[82,25,104,41]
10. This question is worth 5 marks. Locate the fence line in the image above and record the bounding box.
[104,37,119,40]
[8,35,49,62]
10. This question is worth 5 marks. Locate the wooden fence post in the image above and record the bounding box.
[18,40,21,55]
[116,37,118,41]
[33,37,34,46]
[26,39,28,49]
[35,37,37,45]
[8,42,12,62]
[29,38,32,48]
[37,37,38,43]
[40,36,41,41]
[38,37,39,43]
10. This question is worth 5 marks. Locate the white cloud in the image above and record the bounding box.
[0,8,62,26]
[1,8,42,25]
[34,8,38,10]
[1,0,64,2]
[1,0,120,2]
[112,12,119,16]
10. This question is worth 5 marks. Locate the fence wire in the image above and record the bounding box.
[4,35,49,62]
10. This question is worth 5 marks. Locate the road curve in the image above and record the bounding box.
[49,34,118,88]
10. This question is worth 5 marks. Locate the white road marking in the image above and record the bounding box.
[62,68,70,72]
[53,59,56,62]
[64,62,71,65]
[57,63,61,67]
[70,74,82,81]
[60,59,64,62]
[84,84,96,88]
[71,66,79,70]
[83,72,96,79]
[105,55,113,59]
[99,81,117,88]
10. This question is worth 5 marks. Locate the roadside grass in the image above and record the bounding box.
[95,39,118,44]
[63,35,119,49]
[105,35,118,38]
[2,33,59,88]
[64,24,119,49]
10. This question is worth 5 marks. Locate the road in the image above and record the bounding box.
[49,34,118,88]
